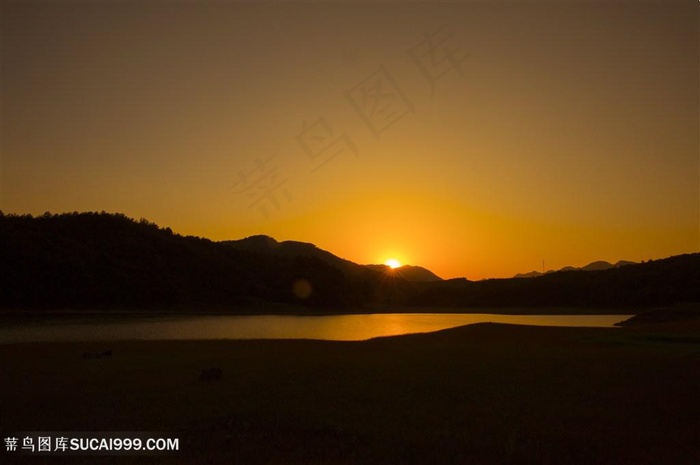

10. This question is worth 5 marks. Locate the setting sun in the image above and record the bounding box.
[1,3,698,463]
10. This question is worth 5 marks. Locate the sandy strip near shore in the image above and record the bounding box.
[1,322,698,464]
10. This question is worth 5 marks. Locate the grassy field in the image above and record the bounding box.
[1,320,698,464]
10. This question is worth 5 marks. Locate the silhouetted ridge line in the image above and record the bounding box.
[1,211,698,312]
[365,264,443,282]
[513,259,640,278]
[0,212,361,310]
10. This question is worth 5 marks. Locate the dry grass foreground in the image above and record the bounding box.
[1,320,699,464]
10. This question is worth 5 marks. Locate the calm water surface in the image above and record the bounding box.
[0,313,631,343]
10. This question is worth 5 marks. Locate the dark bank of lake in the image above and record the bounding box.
[2,320,698,465]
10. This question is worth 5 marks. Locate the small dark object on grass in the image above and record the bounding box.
[199,367,223,382]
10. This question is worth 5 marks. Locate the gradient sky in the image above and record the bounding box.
[2,1,698,280]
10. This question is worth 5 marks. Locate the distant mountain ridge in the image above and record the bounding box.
[514,260,638,278]
[224,236,444,283]
[222,235,369,278]
[365,264,443,282]
[2,212,698,311]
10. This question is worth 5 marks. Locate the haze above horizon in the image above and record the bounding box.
[2,1,698,280]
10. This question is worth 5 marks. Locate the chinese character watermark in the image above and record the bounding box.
[4,437,17,452]
[230,155,292,219]
[345,65,415,140]
[21,437,34,452]
[408,24,468,96]
[229,23,467,219]
[38,436,50,452]
[54,436,68,452]
[296,117,358,173]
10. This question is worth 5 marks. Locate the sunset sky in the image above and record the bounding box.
[2,1,698,280]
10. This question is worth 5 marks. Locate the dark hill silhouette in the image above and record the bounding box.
[581,260,615,271]
[0,212,359,310]
[224,237,444,283]
[412,254,699,308]
[514,271,544,279]
[514,259,637,278]
[1,211,698,312]
[222,235,377,282]
[365,264,443,282]
[614,302,700,327]
[223,236,427,305]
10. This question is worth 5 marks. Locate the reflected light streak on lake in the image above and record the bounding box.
[0,314,632,344]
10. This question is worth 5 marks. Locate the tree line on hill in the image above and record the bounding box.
[408,253,700,308]
[0,212,361,310]
[1,212,698,312]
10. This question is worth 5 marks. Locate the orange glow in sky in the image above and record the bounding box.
[2,2,698,280]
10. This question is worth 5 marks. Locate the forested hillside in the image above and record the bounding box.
[2,212,698,312]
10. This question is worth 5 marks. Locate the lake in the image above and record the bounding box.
[0,313,631,343]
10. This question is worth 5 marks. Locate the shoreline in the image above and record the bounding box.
[0,313,634,345]
[0,304,642,319]
[1,322,698,464]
